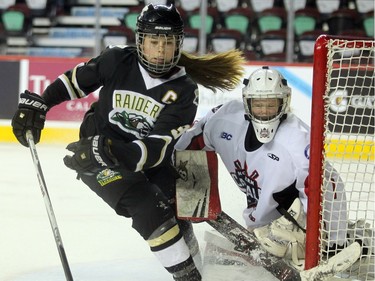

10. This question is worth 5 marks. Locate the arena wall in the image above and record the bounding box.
[0,56,314,144]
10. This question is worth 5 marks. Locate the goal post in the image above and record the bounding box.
[305,34,374,280]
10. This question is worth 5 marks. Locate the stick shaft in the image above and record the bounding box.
[26,131,74,281]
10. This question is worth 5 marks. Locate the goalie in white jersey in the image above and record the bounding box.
[175,66,348,268]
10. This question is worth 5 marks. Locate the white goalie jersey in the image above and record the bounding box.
[175,100,348,245]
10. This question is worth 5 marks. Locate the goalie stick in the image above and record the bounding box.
[206,211,361,281]
[26,130,74,281]
[206,211,301,281]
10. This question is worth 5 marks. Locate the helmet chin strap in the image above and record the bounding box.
[280,113,287,122]
[244,118,264,152]
[145,63,180,78]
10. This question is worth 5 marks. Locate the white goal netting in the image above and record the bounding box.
[315,38,374,281]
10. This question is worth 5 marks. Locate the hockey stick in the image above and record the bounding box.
[206,212,361,281]
[207,211,301,281]
[26,130,74,281]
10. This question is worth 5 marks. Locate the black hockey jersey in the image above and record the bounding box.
[42,46,199,172]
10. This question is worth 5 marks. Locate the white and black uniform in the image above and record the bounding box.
[41,45,200,276]
[176,100,347,244]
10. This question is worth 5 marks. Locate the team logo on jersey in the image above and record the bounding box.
[230,160,260,209]
[111,111,152,138]
[96,169,122,187]
[110,91,164,138]
[267,153,279,161]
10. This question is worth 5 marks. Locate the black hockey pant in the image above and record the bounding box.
[79,165,200,279]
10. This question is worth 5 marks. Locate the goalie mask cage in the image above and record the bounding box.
[305,35,374,280]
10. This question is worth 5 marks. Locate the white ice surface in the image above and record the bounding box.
[0,143,277,281]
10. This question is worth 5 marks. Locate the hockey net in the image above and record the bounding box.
[305,35,374,280]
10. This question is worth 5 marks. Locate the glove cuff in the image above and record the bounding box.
[19,91,49,113]
[94,136,119,168]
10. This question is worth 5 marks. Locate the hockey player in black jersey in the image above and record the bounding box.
[11,3,245,281]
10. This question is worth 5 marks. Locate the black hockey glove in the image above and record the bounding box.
[63,135,119,175]
[11,90,49,147]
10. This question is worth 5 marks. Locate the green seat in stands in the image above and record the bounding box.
[224,7,253,35]
[256,7,286,33]
[2,10,25,32]
[225,15,249,34]
[124,13,139,31]
[2,3,30,36]
[293,7,320,37]
[363,13,374,37]
[188,7,218,34]
[258,15,283,33]
[123,6,143,32]
[188,14,214,34]
[294,16,316,36]
[189,14,214,33]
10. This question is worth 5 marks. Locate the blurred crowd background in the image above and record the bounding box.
[0,0,373,62]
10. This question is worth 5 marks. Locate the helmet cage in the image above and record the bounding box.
[243,93,290,125]
[136,4,184,76]
[136,33,183,75]
[243,93,290,143]
[242,67,291,143]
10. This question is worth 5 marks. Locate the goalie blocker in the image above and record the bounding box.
[175,150,221,221]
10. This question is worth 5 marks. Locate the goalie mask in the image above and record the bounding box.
[242,66,291,143]
[136,4,184,77]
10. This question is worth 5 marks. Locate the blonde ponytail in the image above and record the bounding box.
[179,49,246,92]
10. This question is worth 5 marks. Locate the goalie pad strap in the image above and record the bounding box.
[277,207,306,233]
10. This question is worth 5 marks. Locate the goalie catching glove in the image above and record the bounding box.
[11,90,49,147]
[63,135,119,175]
[254,198,306,270]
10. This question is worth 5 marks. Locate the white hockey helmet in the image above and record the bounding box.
[242,66,291,143]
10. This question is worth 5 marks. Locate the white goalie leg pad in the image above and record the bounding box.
[175,151,221,221]
[254,198,306,269]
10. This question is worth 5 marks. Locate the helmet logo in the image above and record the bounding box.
[259,127,270,138]
[155,26,172,30]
